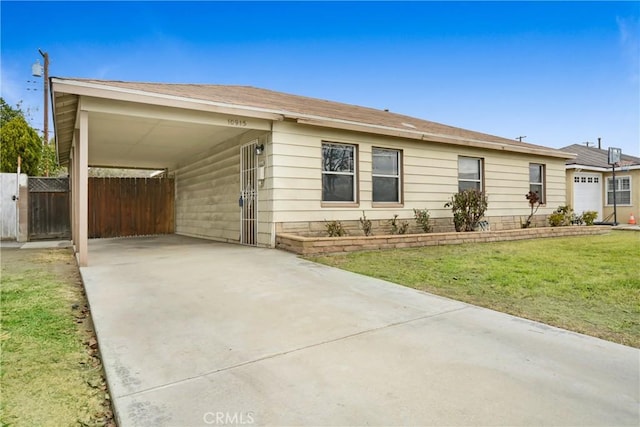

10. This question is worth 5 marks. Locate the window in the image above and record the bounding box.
[458,157,483,191]
[529,163,545,203]
[322,143,356,202]
[607,176,631,205]
[372,148,401,203]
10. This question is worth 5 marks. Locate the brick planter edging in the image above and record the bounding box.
[275,225,612,255]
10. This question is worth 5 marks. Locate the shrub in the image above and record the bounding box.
[389,214,409,235]
[548,205,574,227]
[582,211,598,226]
[325,220,346,237]
[359,211,373,236]
[413,208,432,233]
[444,189,488,232]
[522,191,542,228]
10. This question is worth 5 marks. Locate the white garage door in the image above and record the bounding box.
[573,173,602,220]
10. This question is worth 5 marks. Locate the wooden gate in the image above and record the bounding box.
[88,177,174,238]
[28,177,71,240]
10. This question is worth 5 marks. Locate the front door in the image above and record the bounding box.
[573,172,602,220]
[240,141,258,245]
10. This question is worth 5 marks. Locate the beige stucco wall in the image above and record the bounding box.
[566,168,639,224]
[270,121,567,228]
[565,169,575,210]
[602,169,640,223]
[173,130,272,245]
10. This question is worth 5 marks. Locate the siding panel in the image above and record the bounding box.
[174,130,271,244]
[271,121,567,224]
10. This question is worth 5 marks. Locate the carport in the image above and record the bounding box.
[52,78,281,265]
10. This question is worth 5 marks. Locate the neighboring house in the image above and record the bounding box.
[560,144,640,224]
[51,78,572,265]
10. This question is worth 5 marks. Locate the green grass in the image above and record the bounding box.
[1,249,108,427]
[308,231,640,348]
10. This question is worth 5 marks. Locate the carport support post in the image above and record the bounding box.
[71,137,78,250]
[78,111,89,266]
[69,143,75,248]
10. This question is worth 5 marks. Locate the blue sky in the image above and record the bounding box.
[2,1,639,155]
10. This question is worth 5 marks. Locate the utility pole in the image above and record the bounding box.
[32,49,49,145]
[516,136,527,142]
[40,49,49,145]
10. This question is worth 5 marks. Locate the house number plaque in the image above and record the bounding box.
[227,118,247,127]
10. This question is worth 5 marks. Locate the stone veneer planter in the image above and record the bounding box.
[276,225,612,256]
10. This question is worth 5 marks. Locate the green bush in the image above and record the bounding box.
[548,205,574,227]
[413,208,432,233]
[325,220,346,237]
[581,211,598,226]
[389,214,409,235]
[359,211,373,236]
[444,189,488,232]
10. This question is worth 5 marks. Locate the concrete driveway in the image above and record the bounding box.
[81,235,639,427]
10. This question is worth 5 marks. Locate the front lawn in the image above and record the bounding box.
[308,230,639,348]
[0,248,113,426]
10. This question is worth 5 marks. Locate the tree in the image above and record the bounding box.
[0,98,44,176]
[37,138,64,177]
[1,116,43,175]
[522,191,542,228]
[0,98,24,126]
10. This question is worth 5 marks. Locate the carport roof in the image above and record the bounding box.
[52,78,572,166]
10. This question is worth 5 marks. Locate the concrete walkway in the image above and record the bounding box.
[80,235,639,427]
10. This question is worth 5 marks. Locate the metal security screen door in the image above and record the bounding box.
[240,141,258,245]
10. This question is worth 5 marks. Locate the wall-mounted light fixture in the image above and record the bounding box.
[255,144,264,155]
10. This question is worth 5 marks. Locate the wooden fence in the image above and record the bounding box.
[28,177,70,240]
[88,177,174,238]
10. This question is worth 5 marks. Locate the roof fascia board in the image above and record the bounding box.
[296,117,572,159]
[52,78,285,121]
[565,165,609,172]
[566,164,640,172]
[78,96,272,131]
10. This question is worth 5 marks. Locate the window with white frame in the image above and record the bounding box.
[372,148,401,203]
[458,156,483,191]
[529,163,545,203]
[322,142,357,202]
[607,176,631,205]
